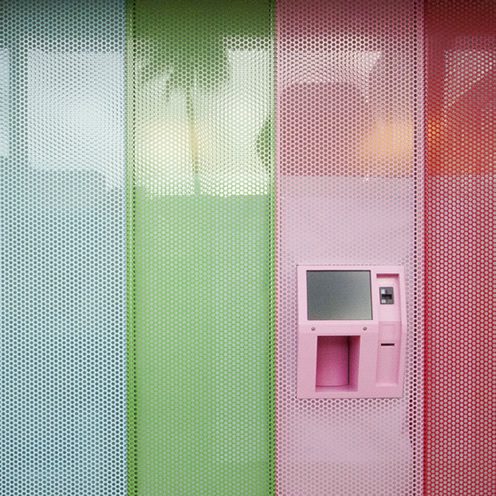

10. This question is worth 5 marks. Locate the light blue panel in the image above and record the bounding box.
[0,1,127,494]
[0,48,8,157]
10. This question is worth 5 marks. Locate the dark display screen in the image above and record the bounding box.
[307,270,372,320]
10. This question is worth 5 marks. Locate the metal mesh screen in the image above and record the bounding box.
[424,1,496,494]
[276,1,424,494]
[0,1,127,495]
[3,2,493,494]
[128,1,275,494]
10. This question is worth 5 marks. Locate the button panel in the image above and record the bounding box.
[380,287,394,304]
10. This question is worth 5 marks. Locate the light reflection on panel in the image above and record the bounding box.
[136,46,272,197]
[130,1,275,494]
[27,51,125,187]
[425,2,495,493]
[0,1,126,494]
[276,1,423,494]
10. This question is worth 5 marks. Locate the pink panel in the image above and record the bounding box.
[276,1,424,494]
[424,1,496,494]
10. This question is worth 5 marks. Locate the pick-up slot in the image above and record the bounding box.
[376,337,400,385]
[315,336,360,392]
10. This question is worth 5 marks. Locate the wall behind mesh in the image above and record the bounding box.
[0,1,127,495]
[128,1,275,494]
[424,1,495,494]
[276,1,424,494]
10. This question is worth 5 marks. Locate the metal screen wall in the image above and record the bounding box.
[2,1,494,495]
[0,1,127,495]
[128,1,275,494]
[276,1,424,494]
[424,1,496,494]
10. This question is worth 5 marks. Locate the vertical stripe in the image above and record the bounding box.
[0,1,127,494]
[128,1,275,494]
[276,1,423,494]
[424,1,496,494]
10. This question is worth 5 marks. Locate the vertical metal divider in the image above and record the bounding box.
[274,0,281,493]
[125,1,137,494]
[413,0,426,490]
[268,3,277,494]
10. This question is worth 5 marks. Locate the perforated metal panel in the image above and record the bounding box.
[425,1,496,494]
[0,1,127,494]
[276,1,424,494]
[3,2,492,494]
[128,1,275,494]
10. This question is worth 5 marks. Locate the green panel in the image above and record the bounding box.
[127,1,275,494]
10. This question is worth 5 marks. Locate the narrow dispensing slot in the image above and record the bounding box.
[376,340,400,384]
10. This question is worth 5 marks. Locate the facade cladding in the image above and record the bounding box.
[0,1,493,495]
[424,1,495,494]
[128,1,275,495]
[276,1,423,494]
[0,1,127,495]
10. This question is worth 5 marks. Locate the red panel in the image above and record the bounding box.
[425,1,496,494]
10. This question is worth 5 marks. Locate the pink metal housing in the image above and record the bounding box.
[297,265,407,399]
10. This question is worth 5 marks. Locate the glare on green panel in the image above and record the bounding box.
[127,1,275,494]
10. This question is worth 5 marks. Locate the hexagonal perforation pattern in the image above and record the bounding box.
[425,1,496,494]
[0,1,127,495]
[129,1,275,495]
[3,2,492,494]
[276,1,424,494]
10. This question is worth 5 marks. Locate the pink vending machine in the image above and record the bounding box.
[297,266,407,399]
